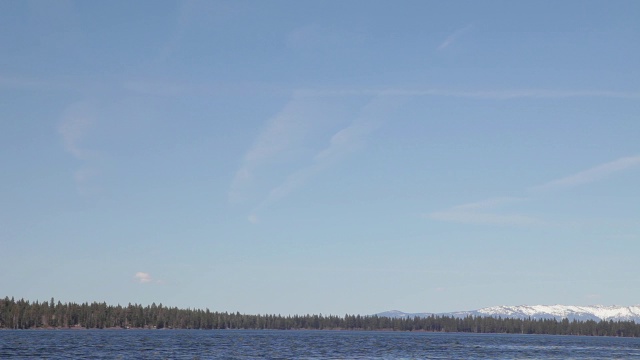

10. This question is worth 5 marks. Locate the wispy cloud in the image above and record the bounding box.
[156,0,193,63]
[123,80,188,97]
[296,87,640,100]
[120,81,640,101]
[248,96,402,219]
[58,102,103,194]
[429,155,640,226]
[531,155,640,192]
[134,272,152,283]
[58,102,94,159]
[426,197,542,226]
[247,214,259,224]
[428,211,541,226]
[228,95,322,204]
[0,73,87,93]
[0,75,57,91]
[438,24,473,50]
[286,23,364,51]
[72,168,101,195]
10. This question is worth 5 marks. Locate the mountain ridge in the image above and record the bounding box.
[377,305,640,323]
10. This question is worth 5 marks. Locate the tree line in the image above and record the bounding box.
[1,297,639,337]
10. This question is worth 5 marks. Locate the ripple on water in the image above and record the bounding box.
[2,330,640,359]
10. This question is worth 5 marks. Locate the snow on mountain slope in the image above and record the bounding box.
[376,310,433,318]
[377,305,640,322]
[459,305,640,322]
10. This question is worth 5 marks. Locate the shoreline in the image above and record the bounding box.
[1,327,637,338]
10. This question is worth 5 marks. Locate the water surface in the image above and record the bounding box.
[2,329,640,359]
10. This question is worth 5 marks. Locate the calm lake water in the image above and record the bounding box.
[2,329,640,359]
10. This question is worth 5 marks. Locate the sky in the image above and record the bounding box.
[1,0,639,316]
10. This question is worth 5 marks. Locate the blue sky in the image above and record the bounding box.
[1,0,639,315]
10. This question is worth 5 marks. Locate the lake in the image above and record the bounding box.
[2,329,640,359]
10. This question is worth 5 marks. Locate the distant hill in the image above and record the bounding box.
[377,305,640,322]
[376,310,433,319]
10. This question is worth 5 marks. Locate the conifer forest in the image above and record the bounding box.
[1,297,639,337]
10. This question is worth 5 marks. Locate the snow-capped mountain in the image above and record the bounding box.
[451,305,640,322]
[376,310,433,319]
[377,305,640,322]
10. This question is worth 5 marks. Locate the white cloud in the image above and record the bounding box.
[134,272,152,283]
[230,95,354,206]
[249,96,402,217]
[438,24,473,50]
[426,197,542,226]
[228,96,320,204]
[313,113,379,162]
[243,107,307,164]
[428,155,640,227]
[531,155,640,192]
